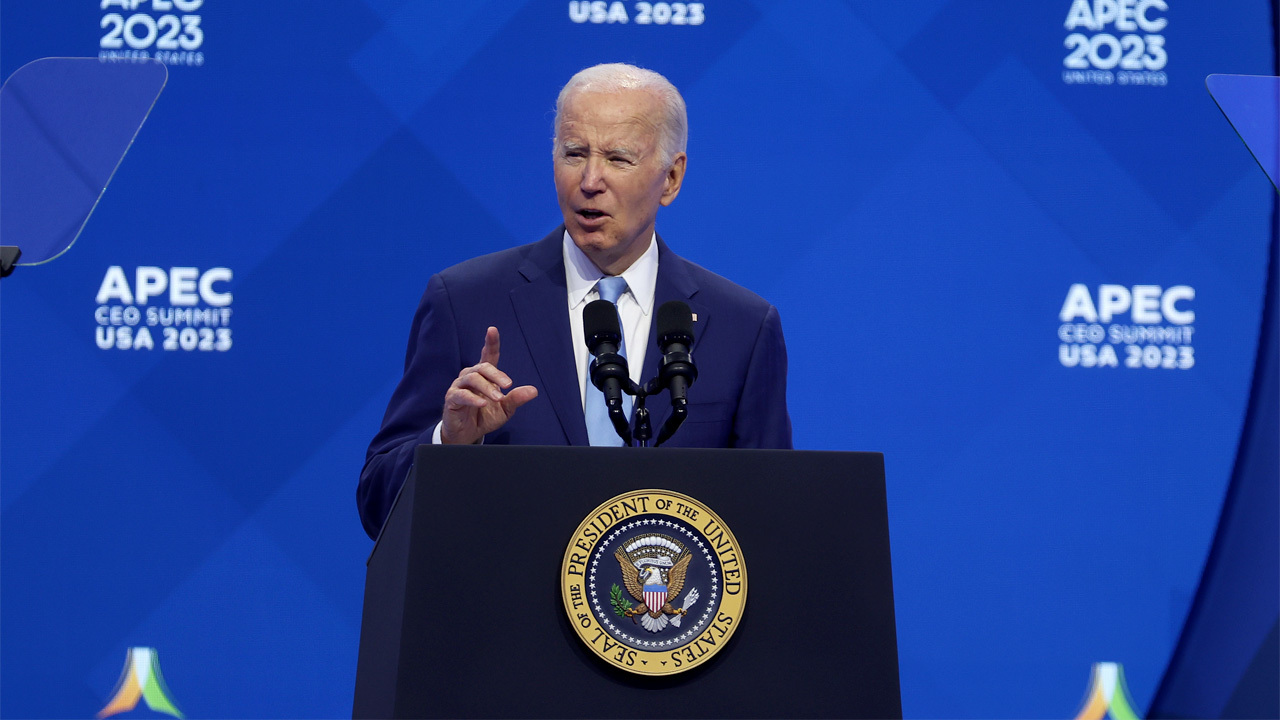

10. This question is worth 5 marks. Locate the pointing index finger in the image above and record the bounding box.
[479,326,501,367]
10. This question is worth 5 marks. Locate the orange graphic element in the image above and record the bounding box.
[97,663,143,718]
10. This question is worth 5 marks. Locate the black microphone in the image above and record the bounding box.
[583,299,632,445]
[653,301,698,447]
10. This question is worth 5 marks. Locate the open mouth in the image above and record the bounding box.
[578,209,606,220]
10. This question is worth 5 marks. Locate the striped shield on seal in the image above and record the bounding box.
[644,584,668,613]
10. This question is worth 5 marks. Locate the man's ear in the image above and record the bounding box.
[660,153,687,207]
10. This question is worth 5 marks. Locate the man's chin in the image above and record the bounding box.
[565,230,620,271]
[568,227,614,253]
[566,224,652,273]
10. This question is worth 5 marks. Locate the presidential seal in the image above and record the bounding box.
[561,489,746,676]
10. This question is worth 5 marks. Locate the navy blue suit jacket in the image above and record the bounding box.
[358,228,791,538]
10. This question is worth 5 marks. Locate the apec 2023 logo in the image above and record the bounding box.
[1062,0,1167,86]
[567,2,706,25]
[99,0,205,67]
[1057,283,1195,369]
[94,266,233,352]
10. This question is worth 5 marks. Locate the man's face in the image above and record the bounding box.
[554,88,686,275]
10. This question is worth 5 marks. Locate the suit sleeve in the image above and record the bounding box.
[731,304,793,449]
[357,273,462,539]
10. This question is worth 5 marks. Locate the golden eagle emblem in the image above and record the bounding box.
[613,533,701,633]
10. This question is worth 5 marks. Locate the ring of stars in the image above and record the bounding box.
[587,515,722,650]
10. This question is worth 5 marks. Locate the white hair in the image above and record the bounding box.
[553,63,688,167]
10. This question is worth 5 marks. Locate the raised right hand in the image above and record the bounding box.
[440,326,538,444]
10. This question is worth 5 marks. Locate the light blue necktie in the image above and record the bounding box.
[586,276,631,446]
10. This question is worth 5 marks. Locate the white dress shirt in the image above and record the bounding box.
[432,231,658,442]
[563,230,658,408]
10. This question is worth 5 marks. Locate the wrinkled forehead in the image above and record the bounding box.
[556,89,664,144]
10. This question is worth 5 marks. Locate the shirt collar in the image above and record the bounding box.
[562,230,659,314]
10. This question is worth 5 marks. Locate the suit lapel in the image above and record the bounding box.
[510,232,703,445]
[511,230,590,446]
[644,236,706,432]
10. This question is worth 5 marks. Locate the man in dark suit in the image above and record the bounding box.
[358,64,791,539]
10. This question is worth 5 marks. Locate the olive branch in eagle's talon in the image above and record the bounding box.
[609,584,634,620]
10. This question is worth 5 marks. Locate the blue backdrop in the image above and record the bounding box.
[2,1,1275,717]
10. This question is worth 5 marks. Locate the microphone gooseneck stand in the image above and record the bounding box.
[631,385,653,447]
[584,299,698,448]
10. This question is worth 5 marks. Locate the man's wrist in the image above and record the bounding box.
[435,421,483,445]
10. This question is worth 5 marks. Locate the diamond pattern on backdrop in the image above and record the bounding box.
[350,1,529,123]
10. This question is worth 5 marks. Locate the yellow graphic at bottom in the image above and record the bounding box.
[98,647,184,719]
[1074,662,1141,720]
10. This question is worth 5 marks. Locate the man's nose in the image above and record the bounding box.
[580,156,606,193]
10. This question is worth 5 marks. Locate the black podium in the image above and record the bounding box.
[353,446,900,718]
